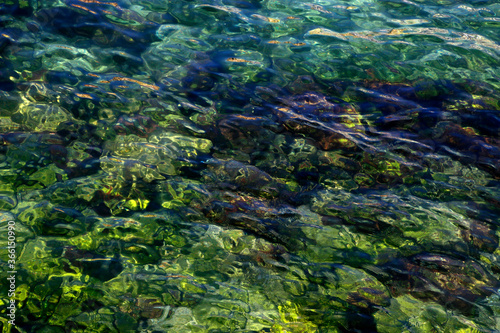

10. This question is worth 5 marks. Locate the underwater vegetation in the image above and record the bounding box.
[0,0,499,332]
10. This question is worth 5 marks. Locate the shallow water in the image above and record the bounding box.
[0,0,499,332]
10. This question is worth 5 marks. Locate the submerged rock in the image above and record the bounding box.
[373,253,500,315]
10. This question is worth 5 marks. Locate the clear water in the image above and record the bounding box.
[0,0,499,332]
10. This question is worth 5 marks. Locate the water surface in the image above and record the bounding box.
[0,0,499,331]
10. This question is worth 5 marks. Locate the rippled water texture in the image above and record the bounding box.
[0,0,499,331]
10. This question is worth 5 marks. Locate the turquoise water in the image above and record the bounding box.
[0,0,499,332]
